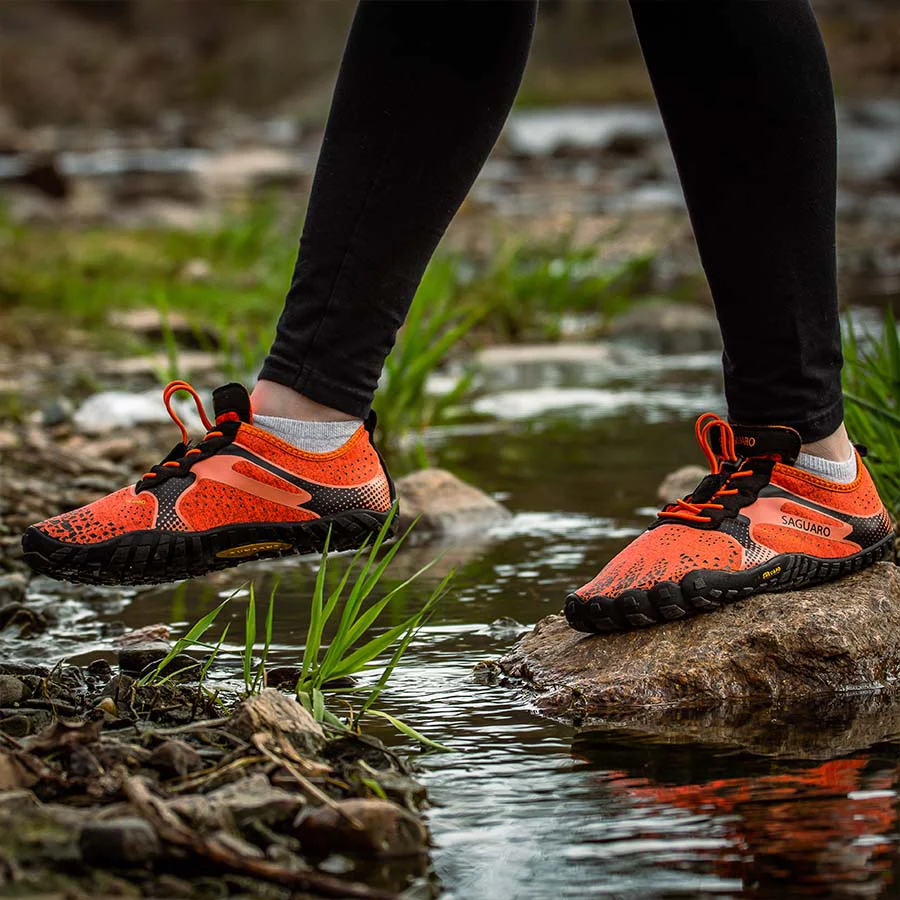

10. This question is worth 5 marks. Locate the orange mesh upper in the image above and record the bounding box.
[38,487,157,545]
[233,424,383,486]
[178,480,317,529]
[579,525,746,598]
[771,456,885,517]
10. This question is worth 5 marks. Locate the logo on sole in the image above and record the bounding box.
[216,541,293,559]
[761,565,782,580]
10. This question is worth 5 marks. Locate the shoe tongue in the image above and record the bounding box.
[212,383,253,425]
[708,423,801,465]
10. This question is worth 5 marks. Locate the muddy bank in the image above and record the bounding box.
[0,660,434,899]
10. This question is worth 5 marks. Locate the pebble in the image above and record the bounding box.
[295,798,428,858]
[79,817,161,866]
[117,642,171,674]
[0,675,28,707]
[148,740,204,778]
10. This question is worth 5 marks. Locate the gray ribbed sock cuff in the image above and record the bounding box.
[795,449,858,484]
[253,415,362,453]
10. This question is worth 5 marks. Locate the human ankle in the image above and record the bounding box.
[799,422,853,463]
[250,380,357,423]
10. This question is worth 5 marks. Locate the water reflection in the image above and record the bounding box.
[574,729,899,899]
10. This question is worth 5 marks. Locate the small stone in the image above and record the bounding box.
[294,798,428,857]
[40,396,74,427]
[266,665,302,689]
[395,468,512,539]
[657,465,708,504]
[229,689,324,754]
[0,676,28,707]
[0,604,48,637]
[117,642,171,675]
[79,817,161,866]
[113,624,172,648]
[0,574,26,605]
[0,710,52,738]
[148,740,204,778]
[87,659,113,679]
[88,437,138,463]
[94,697,117,716]
[205,772,304,826]
[100,673,136,703]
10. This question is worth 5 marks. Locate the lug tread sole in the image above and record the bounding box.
[22,510,394,587]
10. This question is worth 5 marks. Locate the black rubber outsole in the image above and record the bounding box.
[564,533,895,634]
[21,510,395,587]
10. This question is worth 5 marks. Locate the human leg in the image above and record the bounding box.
[257,0,536,421]
[566,0,893,633]
[23,1,537,584]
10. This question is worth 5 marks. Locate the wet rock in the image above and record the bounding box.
[0,603,48,637]
[229,689,324,755]
[79,817,161,866]
[0,676,28,707]
[499,563,900,721]
[395,468,511,539]
[656,465,708,504]
[87,659,113,679]
[117,642,171,675]
[137,653,200,683]
[100,673,136,703]
[295,798,428,857]
[40,396,74,427]
[266,665,302,689]
[0,709,53,737]
[0,574,26,605]
[113,624,172,648]
[608,300,722,354]
[147,740,204,779]
[205,772,303,826]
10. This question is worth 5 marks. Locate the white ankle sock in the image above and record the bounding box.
[253,414,362,453]
[795,448,858,484]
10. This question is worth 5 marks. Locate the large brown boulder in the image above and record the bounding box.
[499,562,900,722]
[395,468,511,539]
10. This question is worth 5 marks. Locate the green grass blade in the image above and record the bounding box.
[300,528,332,682]
[253,578,278,694]
[368,709,454,753]
[243,582,257,693]
[139,597,230,686]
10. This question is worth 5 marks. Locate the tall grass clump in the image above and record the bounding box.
[843,308,900,518]
[138,509,451,750]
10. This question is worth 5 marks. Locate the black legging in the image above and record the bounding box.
[260,0,842,444]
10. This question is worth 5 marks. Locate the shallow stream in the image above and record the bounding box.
[20,326,900,899]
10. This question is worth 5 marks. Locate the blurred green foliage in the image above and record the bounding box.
[844,308,900,518]
[1,203,652,463]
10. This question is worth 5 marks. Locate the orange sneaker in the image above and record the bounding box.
[22,381,395,586]
[565,413,894,633]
